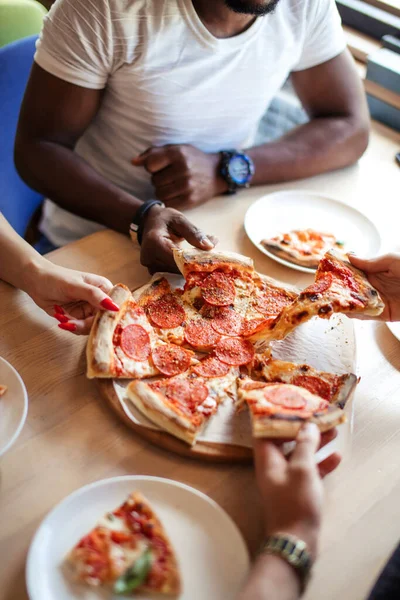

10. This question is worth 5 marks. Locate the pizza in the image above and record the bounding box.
[127,362,238,445]
[0,385,7,397]
[238,381,347,438]
[250,248,384,347]
[86,248,383,441]
[66,491,181,595]
[251,354,358,404]
[87,284,196,379]
[261,228,345,269]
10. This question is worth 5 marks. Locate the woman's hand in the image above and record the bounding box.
[349,253,400,321]
[254,424,341,559]
[23,260,119,335]
[140,205,218,274]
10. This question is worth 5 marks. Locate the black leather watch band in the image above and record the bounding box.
[130,200,164,245]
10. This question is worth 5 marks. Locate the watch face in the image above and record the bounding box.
[228,155,250,185]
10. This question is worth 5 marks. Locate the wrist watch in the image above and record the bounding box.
[259,533,313,595]
[219,150,255,194]
[129,200,165,246]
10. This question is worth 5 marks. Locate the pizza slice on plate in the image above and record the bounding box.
[238,380,348,438]
[87,284,195,379]
[251,353,358,404]
[126,359,238,446]
[261,228,344,269]
[66,491,181,595]
[250,249,384,346]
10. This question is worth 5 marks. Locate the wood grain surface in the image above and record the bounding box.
[0,121,399,600]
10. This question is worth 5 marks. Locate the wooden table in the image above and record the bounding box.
[1,121,400,600]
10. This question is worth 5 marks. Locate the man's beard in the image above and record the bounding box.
[223,0,281,16]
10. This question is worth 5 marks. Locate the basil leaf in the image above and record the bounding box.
[335,240,345,247]
[114,548,153,595]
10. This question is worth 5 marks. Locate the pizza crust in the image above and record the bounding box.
[173,248,254,277]
[127,381,200,445]
[252,408,346,438]
[261,241,321,269]
[87,284,132,379]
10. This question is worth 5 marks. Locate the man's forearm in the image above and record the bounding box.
[14,139,142,234]
[238,554,301,600]
[246,115,369,184]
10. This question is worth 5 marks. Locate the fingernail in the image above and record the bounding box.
[200,236,214,249]
[54,305,65,314]
[58,322,77,332]
[348,251,356,256]
[54,313,69,323]
[298,422,318,439]
[101,298,120,312]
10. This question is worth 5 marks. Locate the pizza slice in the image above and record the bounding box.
[173,248,255,319]
[261,228,345,269]
[251,354,358,404]
[238,380,347,438]
[241,273,299,337]
[66,491,181,595]
[127,360,238,445]
[250,249,384,346]
[87,284,195,379]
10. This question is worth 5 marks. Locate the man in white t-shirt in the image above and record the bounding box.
[15,0,369,272]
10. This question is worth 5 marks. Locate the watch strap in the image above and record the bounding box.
[130,200,164,245]
[259,533,313,595]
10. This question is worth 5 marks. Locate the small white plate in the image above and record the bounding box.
[27,476,250,600]
[386,322,400,342]
[244,190,381,273]
[0,356,28,457]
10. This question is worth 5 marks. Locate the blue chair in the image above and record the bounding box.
[0,35,43,236]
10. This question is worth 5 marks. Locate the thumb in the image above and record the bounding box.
[348,254,392,274]
[173,215,217,250]
[76,283,119,312]
[132,147,152,166]
[290,423,320,467]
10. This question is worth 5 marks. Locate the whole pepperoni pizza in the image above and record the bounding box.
[86,248,383,444]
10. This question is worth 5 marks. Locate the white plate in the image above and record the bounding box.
[27,476,250,600]
[0,356,28,457]
[244,190,381,273]
[386,322,400,342]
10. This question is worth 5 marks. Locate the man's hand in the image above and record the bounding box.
[349,254,400,322]
[132,144,227,208]
[140,205,218,274]
[254,424,341,560]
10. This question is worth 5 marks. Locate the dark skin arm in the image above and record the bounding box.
[14,65,216,272]
[133,51,370,208]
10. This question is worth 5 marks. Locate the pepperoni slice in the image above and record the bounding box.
[256,288,294,316]
[147,294,185,329]
[291,375,332,400]
[210,306,243,336]
[152,345,191,376]
[184,319,221,350]
[120,324,151,361]
[241,317,274,337]
[215,338,255,366]
[200,272,235,306]
[304,274,333,297]
[193,356,230,378]
[266,387,307,410]
[165,379,208,407]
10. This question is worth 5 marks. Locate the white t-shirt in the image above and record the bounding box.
[35,0,346,246]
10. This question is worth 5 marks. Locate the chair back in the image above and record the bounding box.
[0,35,43,236]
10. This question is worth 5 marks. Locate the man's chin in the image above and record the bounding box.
[224,0,281,16]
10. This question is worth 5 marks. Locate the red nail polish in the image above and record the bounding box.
[58,322,77,332]
[54,305,65,315]
[101,298,120,312]
[54,313,69,323]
